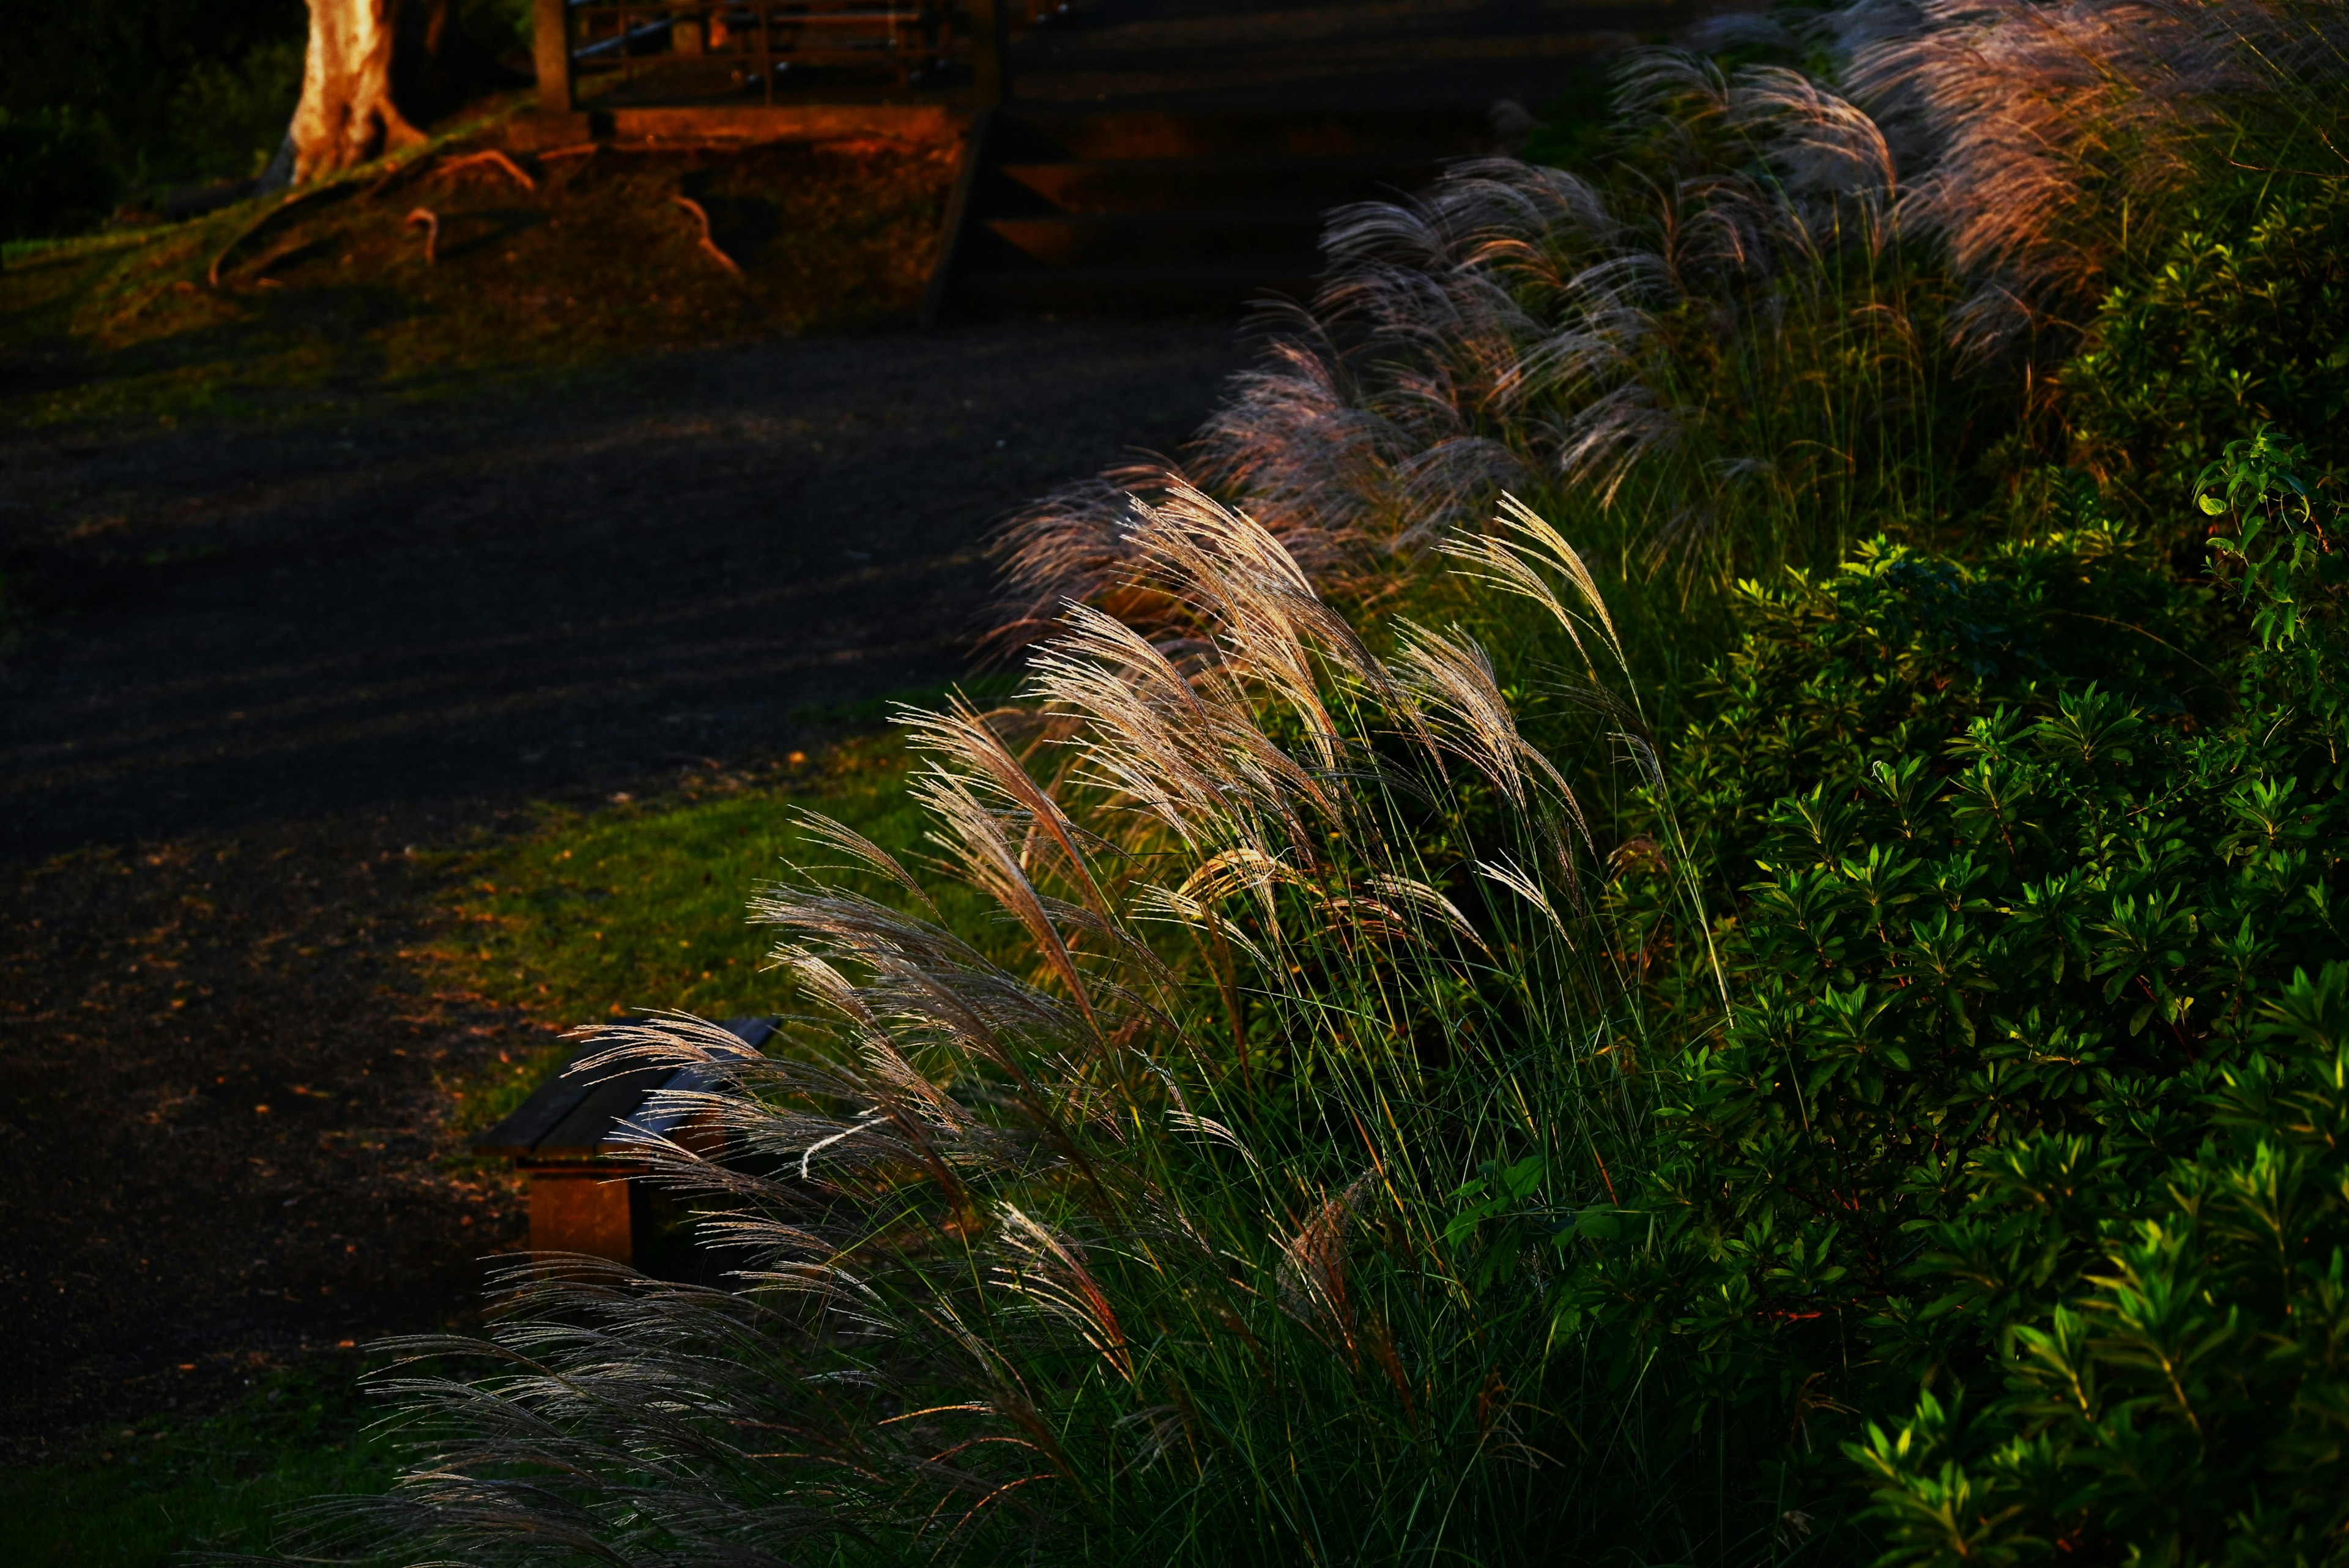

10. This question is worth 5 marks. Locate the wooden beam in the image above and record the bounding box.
[534,0,574,114]
[607,104,963,141]
[921,106,998,329]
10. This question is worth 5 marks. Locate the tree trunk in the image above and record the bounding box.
[288,0,428,182]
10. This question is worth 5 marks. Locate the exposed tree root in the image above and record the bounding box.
[434,149,539,192]
[406,207,440,264]
[672,195,743,277]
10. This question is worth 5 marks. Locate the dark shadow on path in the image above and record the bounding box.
[0,319,1244,862]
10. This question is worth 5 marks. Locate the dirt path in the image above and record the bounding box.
[0,318,1243,1455]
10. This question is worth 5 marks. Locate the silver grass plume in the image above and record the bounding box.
[1836,0,2349,353]
[996,61,1934,614]
[993,0,2346,623]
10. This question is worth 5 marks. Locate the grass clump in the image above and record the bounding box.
[1573,437,2348,1558]
[299,488,1683,1566]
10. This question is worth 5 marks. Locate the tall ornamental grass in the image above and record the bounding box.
[314,490,1724,1566]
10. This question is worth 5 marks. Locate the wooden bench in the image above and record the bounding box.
[474,1016,774,1267]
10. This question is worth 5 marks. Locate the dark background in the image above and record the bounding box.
[2,0,533,236]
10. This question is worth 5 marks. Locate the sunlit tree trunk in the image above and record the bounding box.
[287,0,429,183]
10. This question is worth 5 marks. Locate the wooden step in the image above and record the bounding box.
[976,210,1324,269]
[957,265,1321,313]
[922,95,1492,321]
[913,0,1653,321]
[993,107,1486,160]
[993,154,1450,214]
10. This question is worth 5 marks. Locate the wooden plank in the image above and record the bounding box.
[603,1016,776,1152]
[971,0,1009,109]
[921,105,998,328]
[472,1050,598,1158]
[533,1062,680,1159]
[479,1017,776,1159]
[722,1015,776,1052]
[607,104,962,141]
[527,1169,638,1260]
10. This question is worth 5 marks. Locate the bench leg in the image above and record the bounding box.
[526,1170,637,1263]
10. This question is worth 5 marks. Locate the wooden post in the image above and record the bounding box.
[920,106,996,329]
[534,0,575,114]
[971,0,1009,109]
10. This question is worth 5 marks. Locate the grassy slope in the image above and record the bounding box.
[432,686,1026,1139]
[1,108,957,429]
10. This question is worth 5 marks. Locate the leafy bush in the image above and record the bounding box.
[1523,431,2346,1554]
[1838,432,2349,1562]
[2063,179,2349,528]
[1854,960,2349,1564]
[0,108,119,240]
[0,0,303,197]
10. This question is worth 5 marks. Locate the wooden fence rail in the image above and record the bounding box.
[535,0,1016,114]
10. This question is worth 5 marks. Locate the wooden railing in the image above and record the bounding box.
[533,0,1018,113]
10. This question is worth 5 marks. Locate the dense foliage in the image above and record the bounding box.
[1531,431,2347,1558]
[0,108,121,242]
[2063,179,2349,525]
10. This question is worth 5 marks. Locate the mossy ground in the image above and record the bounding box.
[435,735,936,1132]
[0,1358,402,1564]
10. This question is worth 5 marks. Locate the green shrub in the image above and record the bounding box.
[2061,179,2349,531]
[1513,433,2347,1554]
[1853,960,2349,1565]
[1838,432,2349,1562]
[0,0,303,194]
[0,107,119,240]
